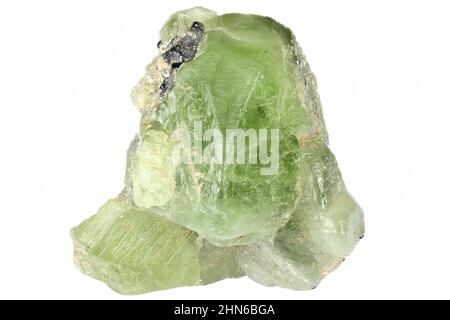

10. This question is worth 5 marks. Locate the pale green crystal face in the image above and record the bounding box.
[71,197,242,294]
[71,198,199,294]
[71,7,364,294]
[130,129,175,208]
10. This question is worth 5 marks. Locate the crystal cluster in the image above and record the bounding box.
[71,7,364,294]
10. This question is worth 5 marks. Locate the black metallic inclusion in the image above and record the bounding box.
[159,22,205,95]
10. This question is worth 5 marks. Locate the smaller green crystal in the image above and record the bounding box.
[236,143,364,290]
[130,128,175,208]
[71,197,242,294]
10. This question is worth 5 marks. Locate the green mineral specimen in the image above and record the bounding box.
[132,11,327,247]
[71,6,364,294]
[71,197,242,294]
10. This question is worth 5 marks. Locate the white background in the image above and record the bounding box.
[3,0,450,299]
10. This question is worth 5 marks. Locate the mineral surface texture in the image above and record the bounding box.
[71,7,364,294]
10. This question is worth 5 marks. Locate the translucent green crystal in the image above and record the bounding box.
[71,197,242,294]
[132,12,327,246]
[236,143,364,290]
[71,7,364,294]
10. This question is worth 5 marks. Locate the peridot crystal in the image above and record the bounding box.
[71,7,364,294]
